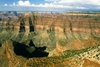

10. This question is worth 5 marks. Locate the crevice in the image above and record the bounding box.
[29,17,34,32]
[19,19,25,32]
[0,43,2,47]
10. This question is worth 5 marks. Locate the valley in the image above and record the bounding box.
[0,11,100,67]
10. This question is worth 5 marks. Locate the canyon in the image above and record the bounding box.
[0,11,100,67]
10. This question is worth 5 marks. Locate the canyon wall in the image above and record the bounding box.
[0,12,100,56]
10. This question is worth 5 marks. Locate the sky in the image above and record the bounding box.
[0,0,100,12]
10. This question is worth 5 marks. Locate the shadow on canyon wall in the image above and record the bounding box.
[13,40,49,58]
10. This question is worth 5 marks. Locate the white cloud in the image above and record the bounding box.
[13,3,16,6]
[16,0,72,8]
[51,0,100,9]
[3,0,100,10]
[17,0,31,6]
[45,0,59,2]
[53,0,100,5]
[4,4,8,6]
